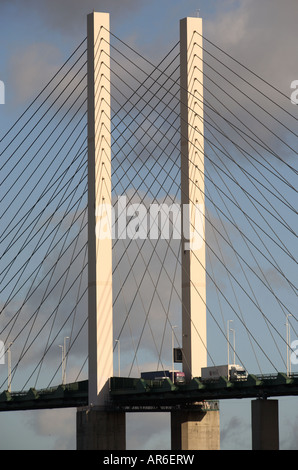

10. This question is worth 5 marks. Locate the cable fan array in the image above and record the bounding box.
[0,25,297,392]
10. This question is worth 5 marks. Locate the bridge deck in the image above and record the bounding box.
[0,374,298,412]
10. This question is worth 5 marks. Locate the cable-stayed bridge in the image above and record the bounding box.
[0,12,297,450]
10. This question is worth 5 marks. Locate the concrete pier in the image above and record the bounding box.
[77,407,126,450]
[251,399,279,450]
[171,409,220,450]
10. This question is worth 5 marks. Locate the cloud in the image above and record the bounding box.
[202,0,297,163]
[26,408,76,449]
[8,43,63,105]
[220,414,248,449]
[0,0,147,35]
[127,412,170,450]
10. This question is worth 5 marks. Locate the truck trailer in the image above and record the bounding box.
[201,364,248,382]
[141,370,186,385]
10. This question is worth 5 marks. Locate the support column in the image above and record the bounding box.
[77,407,126,450]
[87,11,113,407]
[251,399,279,450]
[171,408,220,450]
[180,16,207,381]
[176,17,220,451]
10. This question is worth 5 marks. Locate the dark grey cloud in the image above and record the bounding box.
[0,0,147,35]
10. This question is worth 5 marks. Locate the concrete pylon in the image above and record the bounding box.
[180,16,207,381]
[87,10,113,408]
[172,16,220,450]
[77,11,125,450]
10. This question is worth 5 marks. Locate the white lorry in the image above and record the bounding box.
[201,364,248,382]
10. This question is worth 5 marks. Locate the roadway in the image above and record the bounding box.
[0,373,298,412]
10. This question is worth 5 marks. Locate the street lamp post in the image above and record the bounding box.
[63,336,69,384]
[172,325,177,383]
[286,314,293,376]
[115,339,120,377]
[227,320,233,367]
[59,337,69,385]
[230,328,236,364]
[7,342,12,392]
[59,345,64,384]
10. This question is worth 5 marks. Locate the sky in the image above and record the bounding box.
[0,0,297,451]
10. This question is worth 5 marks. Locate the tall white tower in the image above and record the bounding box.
[180,17,207,380]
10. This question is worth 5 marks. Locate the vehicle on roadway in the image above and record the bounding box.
[141,370,186,385]
[201,364,248,382]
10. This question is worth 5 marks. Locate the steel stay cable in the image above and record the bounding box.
[193,30,298,121]
[112,138,283,372]
[0,136,87,248]
[106,25,295,116]
[107,62,180,170]
[1,111,87,251]
[102,28,298,175]
[27,286,88,390]
[198,83,297,221]
[0,154,87,291]
[60,236,88,389]
[111,150,195,376]
[192,46,298,145]
[0,37,86,145]
[112,165,204,375]
[1,222,88,348]
[3,31,294,388]
[113,102,294,368]
[15,165,88,378]
[46,302,88,389]
[0,166,87,330]
[3,251,88,390]
[0,75,87,212]
[102,54,297,221]
[191,66,297,205]
[7,284,88,391]
[106,74,200,370]
[74,353,88,385]
[111,136,181,306]
[201,113,296,268]
[106,64,296,254]
[117,235,174,378]
[105,70,297,262]
[203,133,297,322]
[1,202,87,351]
[114,243,142,376]
[108,43,179,135]
[106,37,298,162]
[105,74,297,285]
[108,95,272,374]
[194,88,296,259]
[33,204,88,388]
[109,102,181,278]
[0,159,87,292]
[0,60,87,187]
[1,110,87,249]
[110,113,285,372]
[156,242,182,372]
[97,33,296,206]
[0,192,88,323]
[105,73,296,338]
[108,60,297,210]
[108,107,297,320]
[199,135,295,360]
